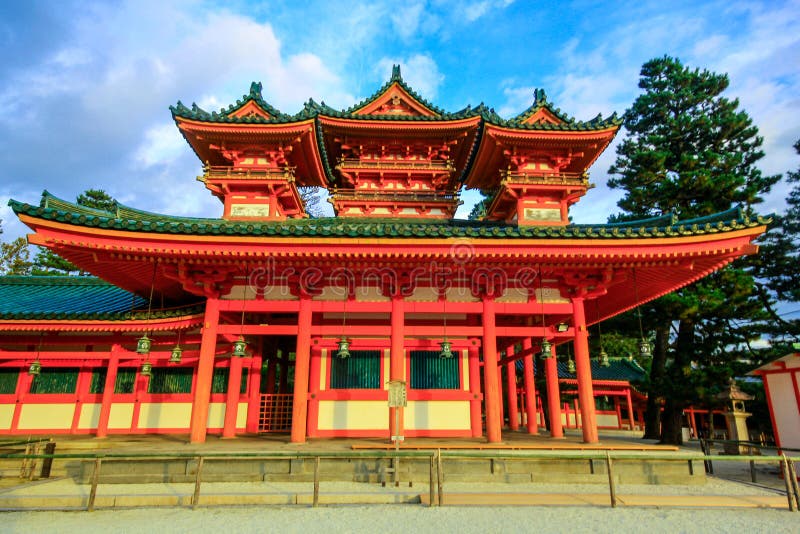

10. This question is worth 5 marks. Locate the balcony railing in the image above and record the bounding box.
[199,165,296,182]
[331,189,459,203]
[500,171,589,187]
[336,158,454,172]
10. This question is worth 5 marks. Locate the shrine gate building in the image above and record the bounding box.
[0,67,768,444]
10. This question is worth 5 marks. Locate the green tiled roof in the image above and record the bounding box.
[557,358,647,382]
[9,192,770,240]
[0,276,202,320]
[169,66,621,131]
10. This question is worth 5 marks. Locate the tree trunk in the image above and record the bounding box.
[643,324,669,439]
[659,319,693,445]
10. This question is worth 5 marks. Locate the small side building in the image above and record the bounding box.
[750,347,800,450]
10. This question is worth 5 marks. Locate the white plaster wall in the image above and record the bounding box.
[766,372,800,449]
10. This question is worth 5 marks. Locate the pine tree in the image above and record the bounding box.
[608,56,779,444]
[0,236,33,275]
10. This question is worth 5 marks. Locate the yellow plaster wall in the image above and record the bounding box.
[108,403,134,429]
[405,401,470,430]
[207,403,226,428]
[317,400,388,430]
[597,414,620,427]
[78,403,101,429]
[138,403,192,429]
[0,405,14,429]
[461,350,469,390]
[237,402,248,428]
[18,404,75,430]
[319,349,328,391]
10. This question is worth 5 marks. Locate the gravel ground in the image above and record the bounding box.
[1,505,798,534]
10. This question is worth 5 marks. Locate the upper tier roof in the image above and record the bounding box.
[170,66,621,131]
[9,191,769,240]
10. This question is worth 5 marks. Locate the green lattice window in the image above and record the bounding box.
[148,367,193,394]
[29,367,79,394]
[90,369,106,394]
[0,369,18,394]
[211,367,249,394]
[410,351,459,389]
[330,350,380,389]
[114,369,137,394]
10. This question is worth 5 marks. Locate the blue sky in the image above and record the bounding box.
[1,0,798,241]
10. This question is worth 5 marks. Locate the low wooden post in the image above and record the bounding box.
[788,458,800,510]
[40,440,56,479]
[87,457,102,512]
[781,455,796,512]
[313,456,320,507]
[436,449,444,506]
[429,453,435,507]
[606,451,617,508]
[749,459,757,483]
[192,456,204,509]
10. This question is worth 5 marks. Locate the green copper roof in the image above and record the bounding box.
[169,67,621,131]
[556,358,647,382]
[0,276,203,321]
[10,192,770,240]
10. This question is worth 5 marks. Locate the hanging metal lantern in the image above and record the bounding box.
[336,337,351,358]
[439,340,453,359]
[136,334,152,355]
[540,339,552,358]
[599,349,610,367]
[140,360,152,377]
[28,360,42,376]
[232,336,248,358]
[639,338,652,357]
[567,357,575,374]
[169,345,183,364]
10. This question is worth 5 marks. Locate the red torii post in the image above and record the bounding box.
[222,354,244,438]
[544,342,564,438]
[480,289,502,443]
[522,337,538,435]
[96,343,122,438]
[468,342,483,438]
[572,296,598,443]
[290,293,313,443]
[190,297,220,443]
[506,346,519,431]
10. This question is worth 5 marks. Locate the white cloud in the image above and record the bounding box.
[134,123,187,169]
[375,54,444,99]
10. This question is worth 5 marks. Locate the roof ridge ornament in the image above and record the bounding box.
[391,64,402,82]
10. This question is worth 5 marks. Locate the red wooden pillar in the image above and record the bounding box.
[222,355,244,438]
[265,358,277,395]
[626,388,635,431]
[506,347,519,431]
[482,296,502,443]
[522,338,538,435]
[306,344,322,438]
[245,347,262,433]
[614,396,623,429]
[498,367,505,427]
[544,344,563,438]
[290,294,313,443]
[572,297,598,443]
[468,344,482,437]
[389,294,405,440]
[190,297,220,443]
[96,344,121,438]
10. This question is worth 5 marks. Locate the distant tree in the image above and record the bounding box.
[32,189,118,276]
[608,56,779,445]
[76,189,116,212]
[748,140,800,345]
[0,236,33,275]
[299,187,324,218]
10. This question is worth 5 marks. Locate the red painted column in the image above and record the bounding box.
[190,297,220,443]
[290,295,313,443]
[506,347,519,431]
[544,344,563,438]
[468,344,482,437]
[614,396,623,429]
[389,295,405,440]
[572,297,598,443]
[498,367,505,427]
[96,344,121,438]
[626,388,635,431]
[265,358,277,395]
[306,344,322,438]
[522,338,538,435]
[482,296,502,443]
[222,355,244,438]
[245,350,262,433]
